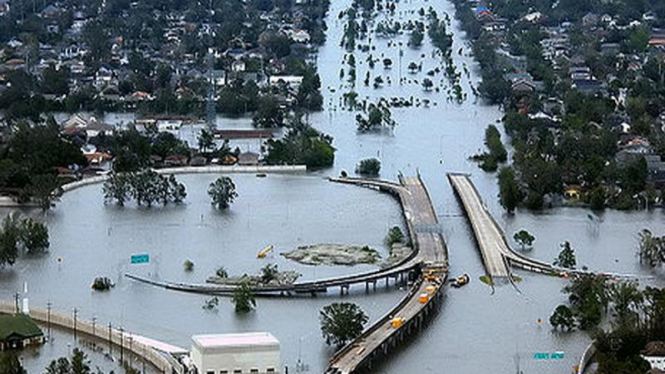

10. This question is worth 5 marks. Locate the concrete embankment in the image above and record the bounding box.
[0,302,182,374]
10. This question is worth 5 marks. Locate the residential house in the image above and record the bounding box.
[238,151,260,166]
[63,114,114,139]
[642,341,665,371]
[573,79,603,95]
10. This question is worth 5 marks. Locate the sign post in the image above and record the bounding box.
[130,254,150,264]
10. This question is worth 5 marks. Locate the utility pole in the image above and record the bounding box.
[128,336,133,364]
[142,344,146,374]
[73,308,78,341]
[120,327,124,363]
[108,322,113,355]
[47,301,52,340]
[14,292,19,313]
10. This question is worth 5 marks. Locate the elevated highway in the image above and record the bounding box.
[127,175,449,374]
[448,173,561,280]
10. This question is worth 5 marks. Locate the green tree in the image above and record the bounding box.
[103,173,132,206]
[71,348,91,374]
[20,218,49,255]
[422,78,434,91]
[208,176,238,210]
[0,352,26,374]
[588,186,606,211]
[513,230,535,250]
[611,281,643,327]
[320,302,368,347]
[498,167,522,214]
[0,213,21,267]
[409,28,424,47]
[385,226,404,246]
[232,280,256,313]
[45,357,71,374]
[263,123,336,168]
[215,266,228,278]
[356,158,381,176]
[554,241,576,269]
[549,305,576,331]
[260,263,279,284]
[197,129,215,153]
[27,174,63,211]
[637,229,663,267]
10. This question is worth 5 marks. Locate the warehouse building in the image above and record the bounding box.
[190,332,280,374]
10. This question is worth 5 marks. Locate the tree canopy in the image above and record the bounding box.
[320,302,368,347]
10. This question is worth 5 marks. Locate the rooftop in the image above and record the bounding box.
[0,313,44,341]
[192,332,279,349]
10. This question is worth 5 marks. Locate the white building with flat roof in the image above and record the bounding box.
[190,333,280,374]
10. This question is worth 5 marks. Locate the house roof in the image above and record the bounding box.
[0,313,44,341]
[643,341,665,357]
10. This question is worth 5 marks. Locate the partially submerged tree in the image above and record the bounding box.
[260,263,279,284]
[513,230,535,250]
[385,226,405,246]
[208,176,238,210]
[0,352,27,374]
[498,167,522,214]
[0,213,50,266]
[320,302,368,347]
[549,304,576,331]
[554,241,576,269]
[232,280,256,313]
[356,158,381,176]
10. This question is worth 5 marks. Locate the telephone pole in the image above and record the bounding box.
[120,327,124,363]
[73,308,78,341]
[108,322,113,355]
[47,301,52,340]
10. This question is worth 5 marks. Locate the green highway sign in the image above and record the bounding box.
[130,254,150,264]
[533,352,565,360]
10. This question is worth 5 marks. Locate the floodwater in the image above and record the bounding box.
[3,0,665,374]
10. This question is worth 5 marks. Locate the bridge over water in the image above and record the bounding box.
[447,173,648,282]
[448,173,566,280]
[324,175,448,374]
[128,175,448,374]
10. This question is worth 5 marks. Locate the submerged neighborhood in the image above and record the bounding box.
[1,0,665,374]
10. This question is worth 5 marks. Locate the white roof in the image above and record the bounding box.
[192,333,279,349]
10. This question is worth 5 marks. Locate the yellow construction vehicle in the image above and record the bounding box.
[257,245,274,259]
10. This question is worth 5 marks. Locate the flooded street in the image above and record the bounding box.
[2,0,665,373]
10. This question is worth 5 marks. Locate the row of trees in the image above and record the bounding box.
[355,102,396,132]
[102,170,187,207]
[0,213,50,267]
